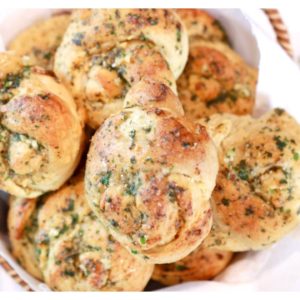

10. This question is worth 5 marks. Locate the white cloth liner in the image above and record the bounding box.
[0,9,300,291]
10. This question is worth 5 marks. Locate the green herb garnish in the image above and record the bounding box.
[221,198,230,206]
[72,32,84,46]
[110,219,119,228]
[63,270,75,277]
[100,171,112,187]
[62,198,74,212]
[274,136,287,151]
[140,235,147,245]
[235,160,250,181]
[245,206,254,216]
[175,265,188,271]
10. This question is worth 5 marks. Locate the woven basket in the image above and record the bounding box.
[264,9,293,57]
[0,8,294,292]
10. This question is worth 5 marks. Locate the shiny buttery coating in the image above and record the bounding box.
[152,245,233,285]
[54,9,189,128]
[9,172,154,291]
[0,52,83,198]
[200,109,300,251]
[85,79,218,264]
[8,14,70,70]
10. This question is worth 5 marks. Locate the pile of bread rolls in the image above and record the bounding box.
[2,9,300,291]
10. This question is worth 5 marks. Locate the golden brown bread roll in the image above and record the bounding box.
[77,40,177,128]
[85,79,218,264]
[54,9,188,128]
[199,109,300,251]
[36,172,153,291]
[176,9,228,43]
[8,13,70,70]
[9,172,154,291]
[152,246,233,285]
[177,40,257,121]
[0,52,83,197]
[8,197,43,280]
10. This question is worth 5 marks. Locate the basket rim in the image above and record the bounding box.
[263,8,293,58]
[0,8,294,292]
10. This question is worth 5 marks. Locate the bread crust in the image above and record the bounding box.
[176,9,229,43]
[177,40,257,121]
[85,79,218,263]
[8,197,43,280]
[152,246,233,285]
[8,14,70,70]
[9,172,154,291]
[0,52,83,197]
[199,109,300,251]
[54,9,189,128]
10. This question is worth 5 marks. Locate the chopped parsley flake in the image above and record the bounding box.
[110,219,119,227]
[274,136,287,151]
[140,235,147,245]
[206,91,238,108]
[43,52,52,60]
[37,233,49,245]
[139,32,148,41]
[57,224,69,237]
[280,179,288,184]
[62,198,74,212]
[71,213,79,225]
[235,160,250,181]
[0,66,31,102]
[129,129,136,148]
[214,239,222,246]
[191,94,198,101]
[63,270,75,277]
[125,175,141,196]
[35,248,41,257]
[100,171,112,187]
[175,265,188,271]
[143,126,152,133]
[176,23,182,42]
[72,32,84,46]
[130,156,136,164]
[245,206,254,216]
[274,108,285,116]
[221,198,230,206]
[182,142,191,148]
[148,17,158,25]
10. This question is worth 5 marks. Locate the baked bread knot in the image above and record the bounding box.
[152,246,233,285]
[123,78,184,116]
[8,197,43,280]
[199,109,300,251]
[0,52,83,197]
[176,9,229,43]
[9,172,154,291]
[177,40,257,121]
[54,9,189,128]
[8,13,70,70]
[85,79,218,264]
